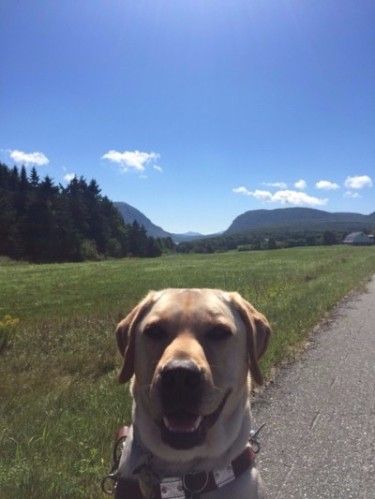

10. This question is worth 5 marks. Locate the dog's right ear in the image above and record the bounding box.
[116,292,155,384]
[229,292,271,386]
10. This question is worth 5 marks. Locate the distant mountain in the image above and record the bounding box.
[183,231,202,236]
[114,202,171,239]
[114,203,374,245]
[225,207,374,235]
[172,232,206,243]
[114,202,204,242]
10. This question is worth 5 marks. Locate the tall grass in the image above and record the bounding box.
[1,246,374,497]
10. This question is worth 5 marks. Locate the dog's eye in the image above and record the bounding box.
[206,325,232,340]
[144,324,167,340]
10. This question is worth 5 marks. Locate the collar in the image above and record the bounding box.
[133,444,255,499]
[157,445,255,498]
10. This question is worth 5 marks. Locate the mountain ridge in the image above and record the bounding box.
[115,202,375,241]
[114,202,204,242]
[225,207,374,235]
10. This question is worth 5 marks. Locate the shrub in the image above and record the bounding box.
[106,238,123,258]
[0,314,19,353]
[80,239,101,261]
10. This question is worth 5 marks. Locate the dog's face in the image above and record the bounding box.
[116,289,270,461]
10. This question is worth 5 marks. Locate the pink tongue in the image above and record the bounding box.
[166,414,199,432]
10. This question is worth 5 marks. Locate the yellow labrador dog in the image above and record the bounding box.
[115,289,271,499]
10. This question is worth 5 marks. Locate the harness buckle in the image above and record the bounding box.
[101,426,129,495]
[249,423,266,454]
[101,473,118,495]
[182,471,209,494]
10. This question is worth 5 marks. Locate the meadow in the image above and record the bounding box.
[1,246,375,498]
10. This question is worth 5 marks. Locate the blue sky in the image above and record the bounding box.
[1,0,374,234]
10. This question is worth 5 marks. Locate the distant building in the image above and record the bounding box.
[343,232,374,245]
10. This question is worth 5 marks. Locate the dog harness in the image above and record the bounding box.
[116,445,255,498]
[102,426,258,499]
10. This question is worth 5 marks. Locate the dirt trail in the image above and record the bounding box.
[252,276,375,498]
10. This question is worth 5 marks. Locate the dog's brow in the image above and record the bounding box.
[142,317,165,329]
[206,318,234,331]
[206,310,227,318]
[203,308,234,324]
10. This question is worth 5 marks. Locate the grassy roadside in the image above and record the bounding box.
[1,246,375,498]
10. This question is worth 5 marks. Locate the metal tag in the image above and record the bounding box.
[160,477,185,499]
[213,464,235,487]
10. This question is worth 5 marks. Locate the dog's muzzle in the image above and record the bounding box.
[154,359,229,450]
[160,359,204,413]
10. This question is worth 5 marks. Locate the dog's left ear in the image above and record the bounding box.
[230,292,271,385]
[116,292,155,384]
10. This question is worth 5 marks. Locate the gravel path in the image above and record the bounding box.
[252,276,375,499]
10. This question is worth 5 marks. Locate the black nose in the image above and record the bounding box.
[161,359,203,392]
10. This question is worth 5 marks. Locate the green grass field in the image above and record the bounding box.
[1,246,375,498]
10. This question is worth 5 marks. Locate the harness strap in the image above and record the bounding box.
[115,477,145,498]
[114,446,256,499]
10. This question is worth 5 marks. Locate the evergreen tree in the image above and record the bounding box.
[0,162,166,262]
[29,167,40,187]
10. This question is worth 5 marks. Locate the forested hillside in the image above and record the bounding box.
[177,226,375,254]
[226,207,375,234]
[177,207,375,253]
[114,201,171,238]
[0,163,173,262]
[114,201,204,242]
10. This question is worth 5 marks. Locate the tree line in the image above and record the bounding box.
[0,163,174,262]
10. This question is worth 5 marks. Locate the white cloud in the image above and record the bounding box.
[263,181,288,189]
[63,173,76,182]
[153,165,163,173]
[294,179,307,190]
[233,186,272,200]
[249,189,274,201]
[232,186,251,195]
[102,149,160,172]
[9,149,49,166]
[233,187,327,207]
[315,180,340,190]
[344,175,373,190]
[272,190,327,206]
[344,191,361,199]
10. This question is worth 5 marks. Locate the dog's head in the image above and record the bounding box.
[116,289,271,459]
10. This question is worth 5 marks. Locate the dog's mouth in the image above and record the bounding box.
[160,389,231,449]
[163,413,203,434]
